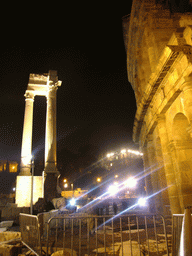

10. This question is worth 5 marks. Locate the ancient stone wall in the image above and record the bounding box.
[123,0,192,214]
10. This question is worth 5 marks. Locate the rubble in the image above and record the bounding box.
[0,231,22,256]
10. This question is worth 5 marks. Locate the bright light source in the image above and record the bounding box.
[115,175,118,178]
[124,177,137,188]
[70,198,76,206]
[127,149,143,156]
[107,153,114,158]
[97,177,101,182]
[64,183,68,188]
[108,185,118,195]
[22,154,32,166]
[121,149,126,154]
[63,179,67,183]
[138,198,147,206]
[12,187,16,192]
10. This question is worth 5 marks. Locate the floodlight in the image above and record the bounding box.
[70,198,76,206]
[138,197,147,206]
[124,177,137,188]
[108,185,118,195]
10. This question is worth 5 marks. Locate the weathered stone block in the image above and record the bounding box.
[0,243,21,256]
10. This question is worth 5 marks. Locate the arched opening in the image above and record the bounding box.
[172,113,191,142]
[172,113,192,208]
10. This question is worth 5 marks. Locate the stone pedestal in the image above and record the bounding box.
[15,176,43,207]
[44,173,59,201]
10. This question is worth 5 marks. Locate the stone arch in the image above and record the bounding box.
[172,113,191,142]
[171,112,192,209]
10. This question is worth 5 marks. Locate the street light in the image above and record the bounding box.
[108,184,118,196]
[64,183,68,188]
[121,149,126,154]
[70,198,76,206]
[138,197,147,206]
[107,153,114,158]
[124,177,137,188]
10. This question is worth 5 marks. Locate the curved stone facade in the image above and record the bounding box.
[123,0,192,213]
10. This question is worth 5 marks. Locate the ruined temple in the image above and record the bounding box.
[123,0,192,214]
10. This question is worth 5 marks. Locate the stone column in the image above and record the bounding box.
[157,114,181,214]
[20,91,34,176]
[44,84,60,201]
[44,86,57,174]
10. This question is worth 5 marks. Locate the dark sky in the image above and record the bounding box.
[0,2,137,175]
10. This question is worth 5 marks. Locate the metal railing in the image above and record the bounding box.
[172,210,192,256]
[46,213,171,256]
[19,212,171,256]
[20,213,42,256]
[172,214,183,256]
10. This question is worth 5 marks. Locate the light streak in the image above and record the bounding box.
[96,185,170,230]
[74,163,165,213]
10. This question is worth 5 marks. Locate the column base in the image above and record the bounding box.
[18,171,31,176]
[19,166,31,176]
[44,172,60,201]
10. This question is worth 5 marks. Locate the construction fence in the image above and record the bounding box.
[20,212,172,256]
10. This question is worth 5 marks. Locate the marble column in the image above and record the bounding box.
[20,92,34,176]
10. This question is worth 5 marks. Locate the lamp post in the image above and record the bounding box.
[30,155,34,215]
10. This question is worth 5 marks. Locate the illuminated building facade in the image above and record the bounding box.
[0,161,18,173]
[98,148,144,197]
[123,0,192,214]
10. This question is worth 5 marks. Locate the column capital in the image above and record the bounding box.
[24,91,34,101]
[46,85,58,99]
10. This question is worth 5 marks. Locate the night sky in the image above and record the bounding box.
[0,2,137,179]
